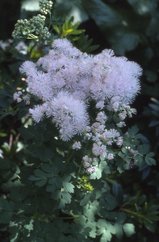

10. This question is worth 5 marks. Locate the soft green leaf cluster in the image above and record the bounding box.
[0,112,157,241]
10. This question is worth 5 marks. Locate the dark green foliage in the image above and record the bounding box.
[144,98,159,151]
[0,1,159,242]
[0,98,158,241]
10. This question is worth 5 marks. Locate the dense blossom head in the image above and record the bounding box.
[45,91,89,141]
[90,50,142,103]
[17,38,142,141]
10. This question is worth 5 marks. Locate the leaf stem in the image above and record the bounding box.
[120,208,152,224]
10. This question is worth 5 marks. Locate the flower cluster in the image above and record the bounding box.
[15,39,142,142]
[81,110,124,174]
[39,0,53,15]
[14,38,143,174]
[12,0,53,41]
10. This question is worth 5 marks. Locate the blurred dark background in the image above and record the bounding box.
[0,0,21,40]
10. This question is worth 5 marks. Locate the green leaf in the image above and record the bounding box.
[104,194,118,211]
[144,221,156,232]
[0,198,14,224]
[128,126,139,136]
[84,201,99,221]
[80,193,91,206]
[110,32,140,55]
[123,223,135,237]
[127,0,157,15]
[55,0,88,23]
[145,153,156,165]
[138,144,150,154]
[90,166,102,179]
[113,223,123,239]
[29,170,47,187]
[100,231,112,242]
[97,220,114,242]
[47,177,62,192]
[75,33,99,53]
[58,191,72,208]
[24,219,34,236]
[112,183,123,203]
[63,181,74,193]
[10,232,19,242]
[82,0,121,28]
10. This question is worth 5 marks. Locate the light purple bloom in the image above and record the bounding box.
[72,141,81,150]
[86,166,96,174]
[96,112,107,124]
[29,104,46,123]
[46,91,89,141]
[107,153,114,160]
[17,38,142,142]
[92,143,107,159]
[116,136,123,146]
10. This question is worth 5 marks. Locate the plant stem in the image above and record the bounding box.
[121,208,152,224]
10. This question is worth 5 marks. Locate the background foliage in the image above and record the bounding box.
[0,0,159,241]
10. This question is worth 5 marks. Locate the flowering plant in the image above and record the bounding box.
[0,1,158,242]
[14,38,143,174]
[12,37,156,241]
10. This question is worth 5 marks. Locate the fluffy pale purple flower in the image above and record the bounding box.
[107,153,114,160]
[116,136,123,146]
[13,91,23,103]
[29,104,46,123]
[92,122,105,134]
[82,155,92,163]
[119,111,127,120]
[20,39,142,106]
[96,112,107,124]
[52,38,82,57]
[92,143,107,159]
[102,129,120,140]
[90,50,142,103]
[46,91,89,141]
[20,61,37,76]
[17,38,142,142]
[86,166,96,174]
[96,101,105,109]
[82,155,92,167]
[72,141,81,150]
[83,161,91,168]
